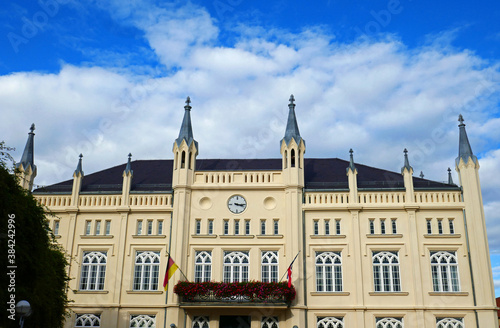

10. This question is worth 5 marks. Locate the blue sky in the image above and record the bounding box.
[1,0,499,296]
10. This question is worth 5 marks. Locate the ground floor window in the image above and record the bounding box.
[130,314,155,328]
[317,317,343,328]
[192,316,209,328]
[262,316,279,328]
[436,318,464,328]
[75,314,100,327]
[376,317,403,328]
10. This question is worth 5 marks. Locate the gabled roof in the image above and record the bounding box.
[33,158,459,194]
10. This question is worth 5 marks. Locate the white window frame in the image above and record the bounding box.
[234,220,240,235]
[391,219,397,234]
[317,317,344,328]
[85,220,91,235]
[137,220,143,235]
[369,219,375,234]
[314,220,319,235]
[75,314,101,327]
[195,219,201,235]
[105,220,111,235]
[133,251,160,291]
[261,220,266,235]
[147,220,153,235]
[157,220,163,235]
[324,220,330,235]
[430,251,460,292]
[373,251,401,292]
[192,316,209,328]
[273,220,279,235]
[427,219,432,234]
[53,220,60,235]
[208,220,213,235]
[80,251,107,291]
[448,219,455,234]
[315,251,342,292]
[262,316,279,328]
[436,317,464,328]
[261,251,279,283]
[245,220,250,235]
[130,314,155,328]
[95,220,101,235]
[376,317,403,328]
[194,251,212,283]
[335,219,341,235]
[223,251,249,283]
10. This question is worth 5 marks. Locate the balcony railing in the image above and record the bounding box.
[174,281,295,305]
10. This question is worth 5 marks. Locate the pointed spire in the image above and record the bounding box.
[447,167,455,185]
[124,153,133,175]
[401,148,413,174]
[281,94,303,146]
[174,96,197,148]
[456,114,478,166]
[16,123,36,171]
[346,148,357,173]
[419,171,424,179]
[74,154,84,176]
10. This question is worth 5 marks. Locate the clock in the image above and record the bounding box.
[227,195,247,214]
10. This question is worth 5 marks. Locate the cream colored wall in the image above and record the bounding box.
[36,164,498,328]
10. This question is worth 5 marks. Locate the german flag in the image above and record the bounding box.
[163,255,178,291]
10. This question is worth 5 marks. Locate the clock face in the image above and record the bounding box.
[227,195,247,214]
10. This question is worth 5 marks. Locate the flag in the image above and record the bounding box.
[163,255,178,291]
[287,265,293,288]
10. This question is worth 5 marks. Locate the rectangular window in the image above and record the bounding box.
[195,219,201,235]
[105,220,111,235]
[95,220,101,235]
[430,251,460,292]
[316,251,342,292]
[137,220,143,235]
[391,219,397,234]
[223,251,249,283]
[80,251,107,291]
[147,220,153,235]
[194,251,212,283]
[380,219,386,235]
[373,251,401,292]
[324,220,330,235]
[224,220,229,235]
[261,251,279,283]
[53,220,60,235]
[427,219,432,234]
[273,220,279,235]
[85,221,91,235]
[261,220,266,235]
[314,220,319,235]
[75,314,101,327]
[369,219,375,234]
[449,219,455,234]
[133,251,160,290]
[438,219,443,235]
[234,220,240,235]
[157,220,163,235]
[245,220,250,235]
[335,219,341,235]
[208,219,213,235]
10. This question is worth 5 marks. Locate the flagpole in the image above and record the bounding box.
[279,251,301,282]
[163,212,174,328]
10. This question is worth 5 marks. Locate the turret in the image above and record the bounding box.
[280,95,305,187]
[401,148,414,203]
[122,153,133,206]
[346,149,358,203]
[71,154,84,207]
[172,97,198,188]
[16,124,37,191]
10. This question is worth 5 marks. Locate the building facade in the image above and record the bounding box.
[18,96,498,328]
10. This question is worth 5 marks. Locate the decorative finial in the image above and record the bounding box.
[447,167,454,185]
[79,153,83,159]
[401,148,413,174]
[289,94,295,105]
[458,114,464,126]
[184,96,191,110]
[124,153,133,175]
[30,123,35,133]
[128,153,132,160]
[347,148,357,173]
[420,171,424,178]
[74,154,84,176]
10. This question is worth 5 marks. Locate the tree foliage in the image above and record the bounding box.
[0,146,70,328]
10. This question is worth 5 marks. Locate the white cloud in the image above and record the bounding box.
[2,2,500,252]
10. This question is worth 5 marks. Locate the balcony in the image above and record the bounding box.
[174,281,296,307]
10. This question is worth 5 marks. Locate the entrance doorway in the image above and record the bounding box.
[219,315,251,328]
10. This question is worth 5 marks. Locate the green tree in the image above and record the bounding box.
[0,143,70,328]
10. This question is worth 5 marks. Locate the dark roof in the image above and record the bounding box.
[33,158,459,194]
